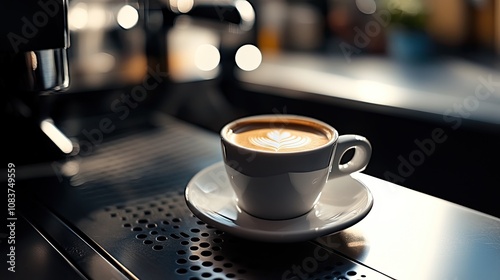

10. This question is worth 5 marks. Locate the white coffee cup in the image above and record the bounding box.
[220,114,372,220]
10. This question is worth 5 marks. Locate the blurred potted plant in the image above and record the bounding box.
[383,0,434,61]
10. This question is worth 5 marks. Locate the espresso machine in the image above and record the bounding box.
[3,1,500,280]
[2,0,255,165]
[1,0,70,166]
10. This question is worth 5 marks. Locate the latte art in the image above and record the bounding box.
[226,120,332,153]
[249,130,311,151]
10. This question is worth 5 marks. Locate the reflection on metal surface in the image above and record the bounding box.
[41,119,74,154]
[36,49,70,92]
[317,229,368,261]
[2,48,70,92]
[321,173,500,280]
[30,51,38,71]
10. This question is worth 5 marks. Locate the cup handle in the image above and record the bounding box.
[329,135,372,180]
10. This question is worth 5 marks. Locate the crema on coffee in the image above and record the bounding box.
[226,120,332,153]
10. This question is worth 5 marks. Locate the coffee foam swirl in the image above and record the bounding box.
[226,120,331,153]
[249,130,311,152]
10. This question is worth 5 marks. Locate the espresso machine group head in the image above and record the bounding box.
[1,0,71,163]
[1,0,69,93]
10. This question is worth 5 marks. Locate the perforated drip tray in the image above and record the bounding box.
[22,114,392,280]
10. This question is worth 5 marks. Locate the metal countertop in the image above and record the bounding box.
[6,114,500,280]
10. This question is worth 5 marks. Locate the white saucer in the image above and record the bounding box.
[185,162,374,243]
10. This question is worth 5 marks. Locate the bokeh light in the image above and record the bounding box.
[195,44,220,71]
[235,44,262,71]
[117,5,139,29]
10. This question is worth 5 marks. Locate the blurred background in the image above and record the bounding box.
[3,0,500,217]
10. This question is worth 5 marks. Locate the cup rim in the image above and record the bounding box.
[220,114,338,154]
